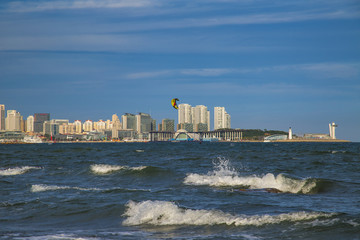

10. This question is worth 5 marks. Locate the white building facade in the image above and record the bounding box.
[214,107,231,130]
[192,105,210,131]
[26,115,34,132]
[5,110,21,131]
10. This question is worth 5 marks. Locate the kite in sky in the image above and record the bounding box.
[171,98,179,109]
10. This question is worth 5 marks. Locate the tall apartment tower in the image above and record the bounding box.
[74,120,82,134]
[178,104,192,124]
[112,114,121,138]
[0,104,5,130]
[5,110,21,131]
[192,105,210,131]
[214,107,231,130]
[26,115,34,132]
[34,113,50,133]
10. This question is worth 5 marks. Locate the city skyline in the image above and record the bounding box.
[1,0,359,141]
[0,102,230,133]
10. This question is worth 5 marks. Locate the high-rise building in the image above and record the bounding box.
[136,113,154,133]
[105,119,112,130]
[161,119,175,132]
[0,104,5,130]
[74,120,82,133]
[94,120,106,132]
[112,114,121,138]
[178,104,192,124]
[5,110,21,131]
[83,120,93,132]
[43,120,60,136]
[34,113,50,133]
[192,105,210,131]
[214,107,231,130]
[26,115,34,132]
[122,113,136,130]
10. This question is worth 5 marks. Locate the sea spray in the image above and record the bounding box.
[122,200,335,226]
[184,157,318,194]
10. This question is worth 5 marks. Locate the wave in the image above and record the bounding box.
[0,166,41,176]
[31,184,100,192]
[90,164,148,174]
[31,184,150,193]
[122,200,335,226]
[183,158,320,194]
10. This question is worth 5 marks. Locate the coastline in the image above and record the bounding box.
[1,139,351,144]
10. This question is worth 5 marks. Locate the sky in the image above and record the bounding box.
[0,0,359,141]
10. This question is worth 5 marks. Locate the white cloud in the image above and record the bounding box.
[7,0,157,12]
[125,63,360,80]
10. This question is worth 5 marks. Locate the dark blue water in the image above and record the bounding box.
[1,142,359,239]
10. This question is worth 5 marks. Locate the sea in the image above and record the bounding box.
[0,142,359,240]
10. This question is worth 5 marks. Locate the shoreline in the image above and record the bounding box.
[1,139,351,144]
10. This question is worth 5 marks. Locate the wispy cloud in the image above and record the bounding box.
[6,0,157,12]
[126,63,360,80]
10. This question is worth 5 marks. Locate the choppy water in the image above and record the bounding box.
[1,142,359,239]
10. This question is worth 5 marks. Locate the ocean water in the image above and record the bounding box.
[1,142,359,240]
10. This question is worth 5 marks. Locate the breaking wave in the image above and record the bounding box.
[31,184,101,192]
[31,184,150,193]
[0,166,41,176]
[183,158,320,194]
[122,200,335,226]
[90,164,148,174]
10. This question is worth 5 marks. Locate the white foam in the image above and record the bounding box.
[31,184,100,192]
[122,200,334,226]
[16,233,99,240]
[90,164,147,174]
[0,166,41,176]
[183,158,316,194]
[90,164,126,174]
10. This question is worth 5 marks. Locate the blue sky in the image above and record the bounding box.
[1,0,359,141]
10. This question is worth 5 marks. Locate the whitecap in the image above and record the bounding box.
[183,158,317,194]
[90,164,126,174]
[90,164,147,174]
[15,233,99,240]
[31,184,100,192]
[0,166,41,176]
[122,200,335,226]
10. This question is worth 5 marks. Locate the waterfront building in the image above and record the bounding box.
[192,105,210,131]
[26,115,34,132]
[122,113,136,131]
[105,119,112,130]
[74,120,82,134]
[20,116,25,132]
[59,123,74,135]
[0,104,5,130]
[34,113,50,133]
[43,119,66,136]
[112,114,122,139]
[5,110,21,131]
[177,123,193,132]
[136,113,154,133]
[214,107,231,130]
[161,119,175,132]
[83,120,93,132]
[178,104,192,126]
[94,120,106,132]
